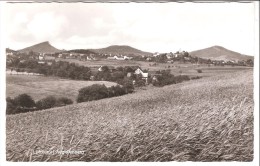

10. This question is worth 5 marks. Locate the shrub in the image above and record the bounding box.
[36,96,57,110]
[56,97,73,107]
[197,69,203,73]
[14,93,35,108]
[175,75,190,83]
[77,83,133,103]
[191,76,202,80]
[135,79,146,87]
[6,97,18,115]
[7,94,36,114]
[77,84,109,103]
[108,85,126,97]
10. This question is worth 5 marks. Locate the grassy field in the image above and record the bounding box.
[6,74,117,102]
[6,69,253,161]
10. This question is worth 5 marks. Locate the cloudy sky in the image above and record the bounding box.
[2,2,257,55]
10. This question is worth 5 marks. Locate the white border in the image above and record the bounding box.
[0,1,259,166]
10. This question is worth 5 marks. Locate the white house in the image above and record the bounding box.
[134,67,149,83]
[115,56,124,60]
[39,55,44,60]
[153,52,160,57]
[123,56,133,60]
[166,52,174,59]
[107,56,116,60]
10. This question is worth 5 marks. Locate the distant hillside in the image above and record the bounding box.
[67,49,96,54]
[190,46,253,62]
[89,45,152,56]
[18,41,61,54]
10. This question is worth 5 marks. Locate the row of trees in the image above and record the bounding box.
[8,59,92,80]
[152,70,190,87]
[8,59,142,83]
[6,94,73,115]
[77,83,134,103]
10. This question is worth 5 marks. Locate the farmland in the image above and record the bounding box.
[6,69,253,161]
[6,74,117,102]
[58,58,252,77]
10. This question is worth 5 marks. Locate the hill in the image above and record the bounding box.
[18,41,61,54]
[89,45,152,56]
[66,49,96,55]
[190,45,254,62]
[6,69,253,161]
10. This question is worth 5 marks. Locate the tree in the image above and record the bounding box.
[156,54,167,63]
[122,78,134,93]
[124,66,135,73]
[183,51,189,57]
[112,71,125,82]
[100,66,110,73]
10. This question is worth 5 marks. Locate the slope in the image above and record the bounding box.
[6,69,253,161]
[190,45,253,61]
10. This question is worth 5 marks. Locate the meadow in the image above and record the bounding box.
[6,74,117,102]
[59,58,252,77]
[6,69,254,161]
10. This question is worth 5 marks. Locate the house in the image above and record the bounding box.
[107,56,116,60]
[146,57,152,61]
[39,55,44,60]
[38,61,45,64]
[134,67,149,83]
[167,60,174,63]
[44,55,56,61]
[98,66,116,72]
[153,52,160,57]
[47,62,53,66]
[123,56,133,60]
[166,52,174,59]
[184,57,191,61]
[90,75,95,81]
[115,56,124,60]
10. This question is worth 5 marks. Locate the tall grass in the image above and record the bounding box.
[6,70,253,161]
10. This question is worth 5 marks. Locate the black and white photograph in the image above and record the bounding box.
[0,0,259,164]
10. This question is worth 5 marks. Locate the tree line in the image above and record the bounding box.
[6,94,73,115]
[6,82,134,115]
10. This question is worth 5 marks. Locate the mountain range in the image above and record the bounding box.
[11,41,253,61]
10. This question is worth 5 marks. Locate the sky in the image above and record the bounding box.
[2,2,258,55]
